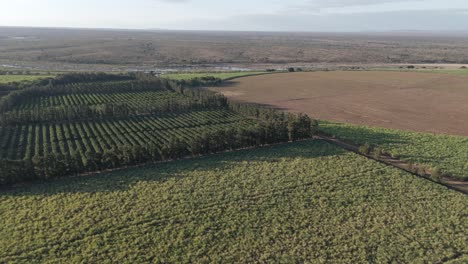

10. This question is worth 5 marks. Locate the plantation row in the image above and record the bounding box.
[0,110,252,160]
[13,90,188,110]
[0,80,168,112]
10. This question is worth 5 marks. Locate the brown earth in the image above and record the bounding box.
[212,71,468,136]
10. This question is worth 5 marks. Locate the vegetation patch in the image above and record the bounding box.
[162,71,268,80]
[320,121,468,180]
[0,75,54,84]
[0,141,466,263]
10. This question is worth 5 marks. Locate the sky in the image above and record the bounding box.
[1,0,468,32]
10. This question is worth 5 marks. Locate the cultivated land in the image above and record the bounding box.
[162,71,268,80]
[1,140,467,263]
[213,71,468,136]
[0,75,53,84]
[0,74,315,185]
[321,122,468,180]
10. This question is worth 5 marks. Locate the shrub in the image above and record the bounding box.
[431,167,443,181]
[358,143,371,155]
[373,147,383,159]
[287,68,295,72]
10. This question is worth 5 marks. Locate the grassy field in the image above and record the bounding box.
[415,68,468,75]
[372,68,468,75]
[321,121,468,180]
[0,75,53,84]
[0,140,466,263]
[162,71,269,80]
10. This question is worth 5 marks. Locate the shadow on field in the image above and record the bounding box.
[0,140,347,197]
[320,122,413,147]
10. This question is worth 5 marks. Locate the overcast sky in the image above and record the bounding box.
[1,0,468,31]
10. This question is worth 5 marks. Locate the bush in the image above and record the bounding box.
[287,68,295,72]
[431,167,443,181]
[373,147,383,159]
[358,143,371,155]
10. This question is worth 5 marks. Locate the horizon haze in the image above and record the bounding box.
[2,0,468,32]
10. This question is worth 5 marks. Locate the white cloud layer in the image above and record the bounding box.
[1,0,468,31]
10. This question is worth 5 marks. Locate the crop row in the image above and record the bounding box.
[0,110,255,161]
[14,90,188,110]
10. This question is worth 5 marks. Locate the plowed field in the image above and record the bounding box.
[213,71,468,136]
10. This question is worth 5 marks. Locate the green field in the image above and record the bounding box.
[320,121,468,180]
[372,67,468,76]
[162,71,269,80]
[0,140,466,263]
[415,68,468,75]
[0,75,53,84]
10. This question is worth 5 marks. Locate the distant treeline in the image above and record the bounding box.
[0,73,317,185]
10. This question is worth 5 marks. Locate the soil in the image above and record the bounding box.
[212,71,468,136]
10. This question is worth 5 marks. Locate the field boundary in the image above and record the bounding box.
[317,135,468,195]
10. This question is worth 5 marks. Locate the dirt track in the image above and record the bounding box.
[212,71,468,136]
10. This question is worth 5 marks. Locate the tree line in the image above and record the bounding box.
[0,120,316,185]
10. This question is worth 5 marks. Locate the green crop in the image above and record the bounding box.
[0,141,466,263]
[320,121,468,180]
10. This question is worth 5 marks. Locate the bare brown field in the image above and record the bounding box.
[212,71,468,136]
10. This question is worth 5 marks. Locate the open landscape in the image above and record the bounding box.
[2,27,468,71]
[1,1,468,262]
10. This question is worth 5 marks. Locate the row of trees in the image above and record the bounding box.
[0,120,316,185]
[0,80,168,112]
[0,99,224,126]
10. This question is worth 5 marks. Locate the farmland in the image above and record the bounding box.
[0,75,53,84]
[12,90,189,110]
[321,121,468,180]
[213,71,468,136]
[0,74,314,184]
[0,110,255,160]
[0,140,466,263]
[162,71,269,81]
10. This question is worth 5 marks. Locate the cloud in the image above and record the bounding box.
[165,9,468,32]
[285,0,425,14]
[153,0,189,3]
[302,0,415,8]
